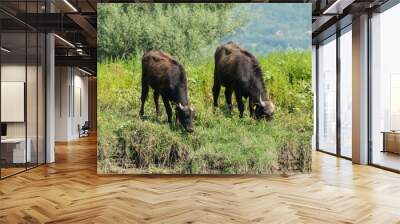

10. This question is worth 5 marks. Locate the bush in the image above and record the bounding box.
[98,3,244,62]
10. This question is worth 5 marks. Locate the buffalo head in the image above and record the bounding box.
[254,95,275,120]
[176,103,195,132]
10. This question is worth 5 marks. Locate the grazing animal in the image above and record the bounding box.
[140,50,195,132]
[213,42,275,119]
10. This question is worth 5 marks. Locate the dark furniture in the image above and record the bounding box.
[78,121,90,138]
[382,131,400,154]
[1,123,7,137]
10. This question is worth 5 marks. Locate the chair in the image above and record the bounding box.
[79,121,90,138]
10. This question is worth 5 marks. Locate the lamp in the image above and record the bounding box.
[1,47,11,53]
[63,0,78,12]
[78,67,93,76]
[54,34,75,48]
[322,0,354,15]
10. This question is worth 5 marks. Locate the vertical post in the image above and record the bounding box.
[336,29,341,157]
[46,0,55,163]
[314,45,320,151]
[367,11,373,165]
[36,0,39,167]
[25,1,28,170]
[0,19,2,179]
[352,14,369,164]
[312,45,318,150]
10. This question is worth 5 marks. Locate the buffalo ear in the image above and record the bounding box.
[192,109,196,119]
[189,106,195,115]
[269,101,276,112]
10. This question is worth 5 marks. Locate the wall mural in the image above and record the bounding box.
[97,3,313,175]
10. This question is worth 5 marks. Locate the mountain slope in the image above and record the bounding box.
[223,4,312,55]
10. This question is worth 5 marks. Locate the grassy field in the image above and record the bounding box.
[97,51,312,174]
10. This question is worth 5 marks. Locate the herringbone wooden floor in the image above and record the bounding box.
[1,135,400,224]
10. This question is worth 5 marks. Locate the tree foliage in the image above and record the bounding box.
[98,3,243,62]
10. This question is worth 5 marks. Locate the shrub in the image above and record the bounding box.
[98,3,244,62]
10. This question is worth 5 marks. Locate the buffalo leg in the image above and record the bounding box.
[249,101,254,118]
[162,95,173,123]
[140,80,149,117]
[154,91,161,116]
[224,88,233,109]
[212,82,221,108]
[175,110,180,125]
[235,91,245,118]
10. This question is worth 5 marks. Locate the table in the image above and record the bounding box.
[1,138,32,164]
[381,131,400,154]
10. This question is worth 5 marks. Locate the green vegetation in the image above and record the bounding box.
[97,51,312,174]
[98,3,244,62]
[97,3,312,174]
[98,3,311,61]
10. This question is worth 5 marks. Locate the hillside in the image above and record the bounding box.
[223,3,311,55]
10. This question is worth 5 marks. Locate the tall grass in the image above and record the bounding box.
[97,50,312,174]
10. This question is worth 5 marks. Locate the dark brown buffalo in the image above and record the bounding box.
[213,42,275,119]
[140,50,195,132]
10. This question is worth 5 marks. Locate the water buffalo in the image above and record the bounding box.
[140,50,195,132]
[213,42,275,119]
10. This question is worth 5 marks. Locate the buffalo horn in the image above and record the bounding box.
[260,94,266,107]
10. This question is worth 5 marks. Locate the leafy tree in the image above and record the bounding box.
[98,3,244,62]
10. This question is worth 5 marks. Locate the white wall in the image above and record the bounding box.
[55,66,70,141]
[1,64,26,139]
[55,67,89,141]
[73,72,89,137]
[1,65,37,137]
[1,63,46,164]
[1,64,25,81]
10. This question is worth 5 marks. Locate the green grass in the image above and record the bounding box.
[97,51,312,174]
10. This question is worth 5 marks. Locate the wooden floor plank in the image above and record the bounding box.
[0,135,400,223]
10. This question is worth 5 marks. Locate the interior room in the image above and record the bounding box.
[314,0,400,171]
[0,0,96,179]
[0,0,400,223]
[370,3,400,171]
[0,6,46,178]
